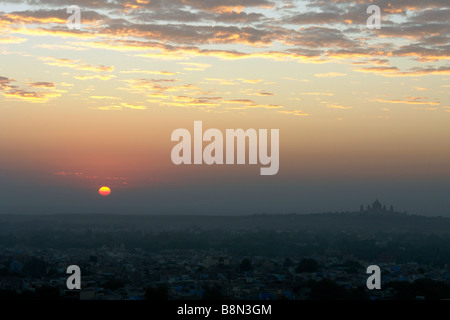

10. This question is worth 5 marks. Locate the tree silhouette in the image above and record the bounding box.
[239,258,252,272]
[308,280,347,300]
[145,285,169,300]
[283,257,294,268]
[202,285,227,300]
[296,258,319,273]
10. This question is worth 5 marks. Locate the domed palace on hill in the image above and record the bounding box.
[360,199,407,215]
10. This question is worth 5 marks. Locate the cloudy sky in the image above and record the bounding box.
[0,0,449,216]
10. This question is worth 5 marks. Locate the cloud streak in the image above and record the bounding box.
[0,75,61,102]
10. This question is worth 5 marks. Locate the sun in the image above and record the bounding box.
[98,186,111,196]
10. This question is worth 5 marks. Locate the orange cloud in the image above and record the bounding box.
[13,27,96,39]
[26,82,55,88]
[120,69,179,76]
[314,72,347,78]
[178,62,212,71]
[278,110,310,116]
[40,57,114,73]
[74,74,116,81]
[372,97,440,106]
[326,104,352,109]
[300,92,334,96]
[245,91,275,96]
[0,75,61,103]
[0,36,27,44]
[237,78,264,84]
[355,66,450,77]
[97,103,147,111]
[222,99,255,105]
[90,96,121,100]
[204,78,238,85]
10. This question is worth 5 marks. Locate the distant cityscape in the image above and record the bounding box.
[1,201,449,300]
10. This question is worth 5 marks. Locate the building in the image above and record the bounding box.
[360,199,407,215]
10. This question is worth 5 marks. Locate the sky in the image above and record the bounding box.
[0,0,449,216]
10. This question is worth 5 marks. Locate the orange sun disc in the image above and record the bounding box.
[99,186,111,196]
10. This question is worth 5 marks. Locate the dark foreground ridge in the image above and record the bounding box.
[1,207,449,301]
